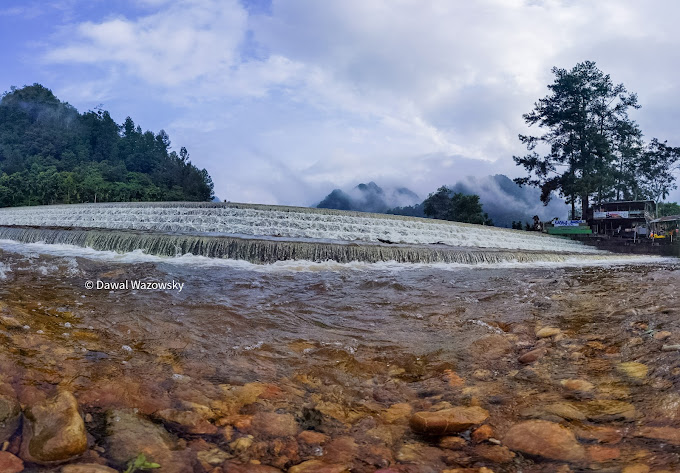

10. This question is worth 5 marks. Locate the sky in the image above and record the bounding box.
[1,0,680,206]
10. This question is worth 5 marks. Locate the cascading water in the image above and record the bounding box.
[0,202,603,263]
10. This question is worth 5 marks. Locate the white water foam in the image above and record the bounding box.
[0,239,672,273]
[0,261,11,279]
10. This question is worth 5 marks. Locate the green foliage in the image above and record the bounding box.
[658,202,680,217]
[0,84,214,207]
[514,61,679,214]
[124,453,161,473]
[423,186,493,225]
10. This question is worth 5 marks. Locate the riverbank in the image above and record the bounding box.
[0,246,677,472]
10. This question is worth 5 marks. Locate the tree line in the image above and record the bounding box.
[514,61,679,218]
[0,84,214,207]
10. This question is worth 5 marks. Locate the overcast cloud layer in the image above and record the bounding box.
[1,0,679,208]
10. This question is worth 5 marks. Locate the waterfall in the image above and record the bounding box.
[0,202,603,263]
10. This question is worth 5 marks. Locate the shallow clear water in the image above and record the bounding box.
[0,241,678,472]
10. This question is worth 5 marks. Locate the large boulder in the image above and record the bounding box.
[503,420,586,462]
[20,391,88,465]
[105,409,194,473]
[409,406,489,435]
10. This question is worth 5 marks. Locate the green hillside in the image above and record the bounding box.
[0,84,214,207]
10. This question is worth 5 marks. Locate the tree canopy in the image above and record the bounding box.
[0,84,214,207]
[514,61,679,217]
[423,186,493,225]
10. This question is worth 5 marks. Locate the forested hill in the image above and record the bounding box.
[0,84,214,207]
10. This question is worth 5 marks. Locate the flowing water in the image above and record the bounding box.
[0,204,677,472]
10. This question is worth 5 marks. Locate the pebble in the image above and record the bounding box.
[635,426,680,445]
[518,347,547,364]
[503,420,586,462]
[616,362,648,381]
[409,406,489,435]
[61,465,118,473]
[0,451,23,473]
[653,331,672,340]
[288,460,350,473]
[621,465,650,473]
[536,327,561,338]
[587,445,620,462]
[471,424,494,443]
[560,379,594,394]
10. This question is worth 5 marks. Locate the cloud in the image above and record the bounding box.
[36,0,680,204]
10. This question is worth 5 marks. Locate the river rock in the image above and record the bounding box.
[155,408,218,435]
[503,420,586,462]
[536,327,561,338]
[574,400,636,422]
[471,424,493,443]
[105,409,194,473]
[0,391,21,442]
[298,430,328,445]
[635,426,680,445]
[560,379,594,395]
[519,402,586,422]
[20,391,88,465]
[439,436,466,449]
[473,444,515,463]
[616,362,648,382]
[288,460,350,473]
[383,403,412,424]
[653,331,672,340]
[518,347,546,364]
[249,412,299,438]
[61,464,119,473]
[574,425,623,444]
[409,406,489,435]
[467,335,513,362]
[222,461,283,472]
[622,465,650,473]
[587,445,620,462]
[0,451,23,473]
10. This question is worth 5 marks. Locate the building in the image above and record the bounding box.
[587,200,656,238]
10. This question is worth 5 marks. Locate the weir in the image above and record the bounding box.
[0,202,602,263]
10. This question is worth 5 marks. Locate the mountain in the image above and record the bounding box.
[317,181,420,213]
[447,175,568,227]
[320,176,569,227]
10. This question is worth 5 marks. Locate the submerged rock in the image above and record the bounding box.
[536,327,561,338]
[154,408,218,435]
[61,464,118,473]
[635,426,680,445]
[222,462,283,472]
[518,347,546,364]
[105,409,194,473]
[616,362,648,382]
[559,379,594,395]
[0,451,23,473]
[503,420,586,462]
[249,412,299,438]
[20,391,88,465]
[288,459,350,473]
[574,400,636,422]
[410,406,489,435]
[0,390,21,442]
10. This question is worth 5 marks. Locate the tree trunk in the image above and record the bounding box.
[581,193,589,220]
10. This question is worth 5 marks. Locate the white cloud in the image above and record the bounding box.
[38,0,680,204]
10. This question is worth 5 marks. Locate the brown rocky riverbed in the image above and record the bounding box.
[0,244,678,472]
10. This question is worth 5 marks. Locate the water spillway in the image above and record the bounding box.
[0,202,601,263]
